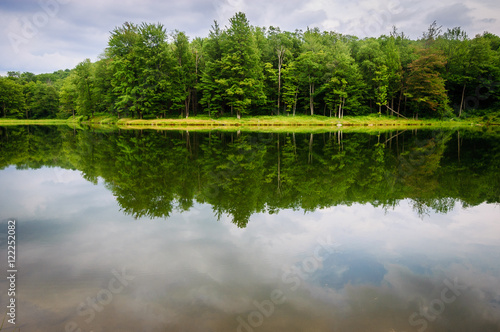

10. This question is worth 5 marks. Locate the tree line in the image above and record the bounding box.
[1,12,500,120]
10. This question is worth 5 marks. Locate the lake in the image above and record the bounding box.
[0,125,499,332]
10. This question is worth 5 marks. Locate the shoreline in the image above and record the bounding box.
[0,115,496,132]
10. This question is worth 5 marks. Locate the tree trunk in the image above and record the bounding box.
[338,96,342,118]
[386,104,408,119]
[293,89,298,116]
[185,89,190,118]
[308,133,313,164]
[293,132,296,156]
[277,46,285,116]
[192,88,197,116]
[404,95,407,115]
[277,137,281,194]
[459,82,466,117]
[277,60,281,115]
[397,89,403,116]
[194,50,200,116]
[309,80,314,115]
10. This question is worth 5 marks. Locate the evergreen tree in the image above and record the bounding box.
[199,21,226,117]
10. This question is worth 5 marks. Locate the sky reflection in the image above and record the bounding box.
[0,166,499,331]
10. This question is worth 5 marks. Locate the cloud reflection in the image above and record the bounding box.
[0,167,499,331]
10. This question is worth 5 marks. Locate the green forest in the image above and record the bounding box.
[1,126,499,227]
[1,12,500,120]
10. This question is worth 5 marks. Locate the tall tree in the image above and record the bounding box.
[171,30,196,118]
[373,65,389,114]
[108,22,170,119]
[73,59,97,118]
[108,23,141,118]
[381,35,403,113]
[296,50,326,115]
[59,73,78,117]
[93,58,117,115]
[405,47,449,117]
[281,61,300,116]
[440,27,470,116]
[199,21,226,117]
[354,38,389,113]
[266,27,295,114]
[220,12,265,118]
[190,37,205,116]
[323,38,362,117]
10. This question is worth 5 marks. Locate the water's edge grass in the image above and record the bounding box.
[0,114,496,133]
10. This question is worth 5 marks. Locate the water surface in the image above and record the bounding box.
[0,126,499,332]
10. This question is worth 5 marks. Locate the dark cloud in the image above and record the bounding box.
[426,3,473,30]
[481,18,496,23]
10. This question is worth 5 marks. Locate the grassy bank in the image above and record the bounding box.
[113,114,491,131]
[0,114,496,132]
[0,118,69,125]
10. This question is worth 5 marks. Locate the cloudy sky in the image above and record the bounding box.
[0,0,499,75]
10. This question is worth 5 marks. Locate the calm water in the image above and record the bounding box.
[0,126,499,332]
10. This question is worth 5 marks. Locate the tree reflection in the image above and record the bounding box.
[1,126,499,226]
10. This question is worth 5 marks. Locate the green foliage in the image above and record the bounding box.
[281,62,299,115]
[405,47,449,117]
[73,59,97,117]
[220,12,266,118]
[23,81,59,119]
[0,77,25,118]
[170,30,196,117]
[200,22,226,117]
